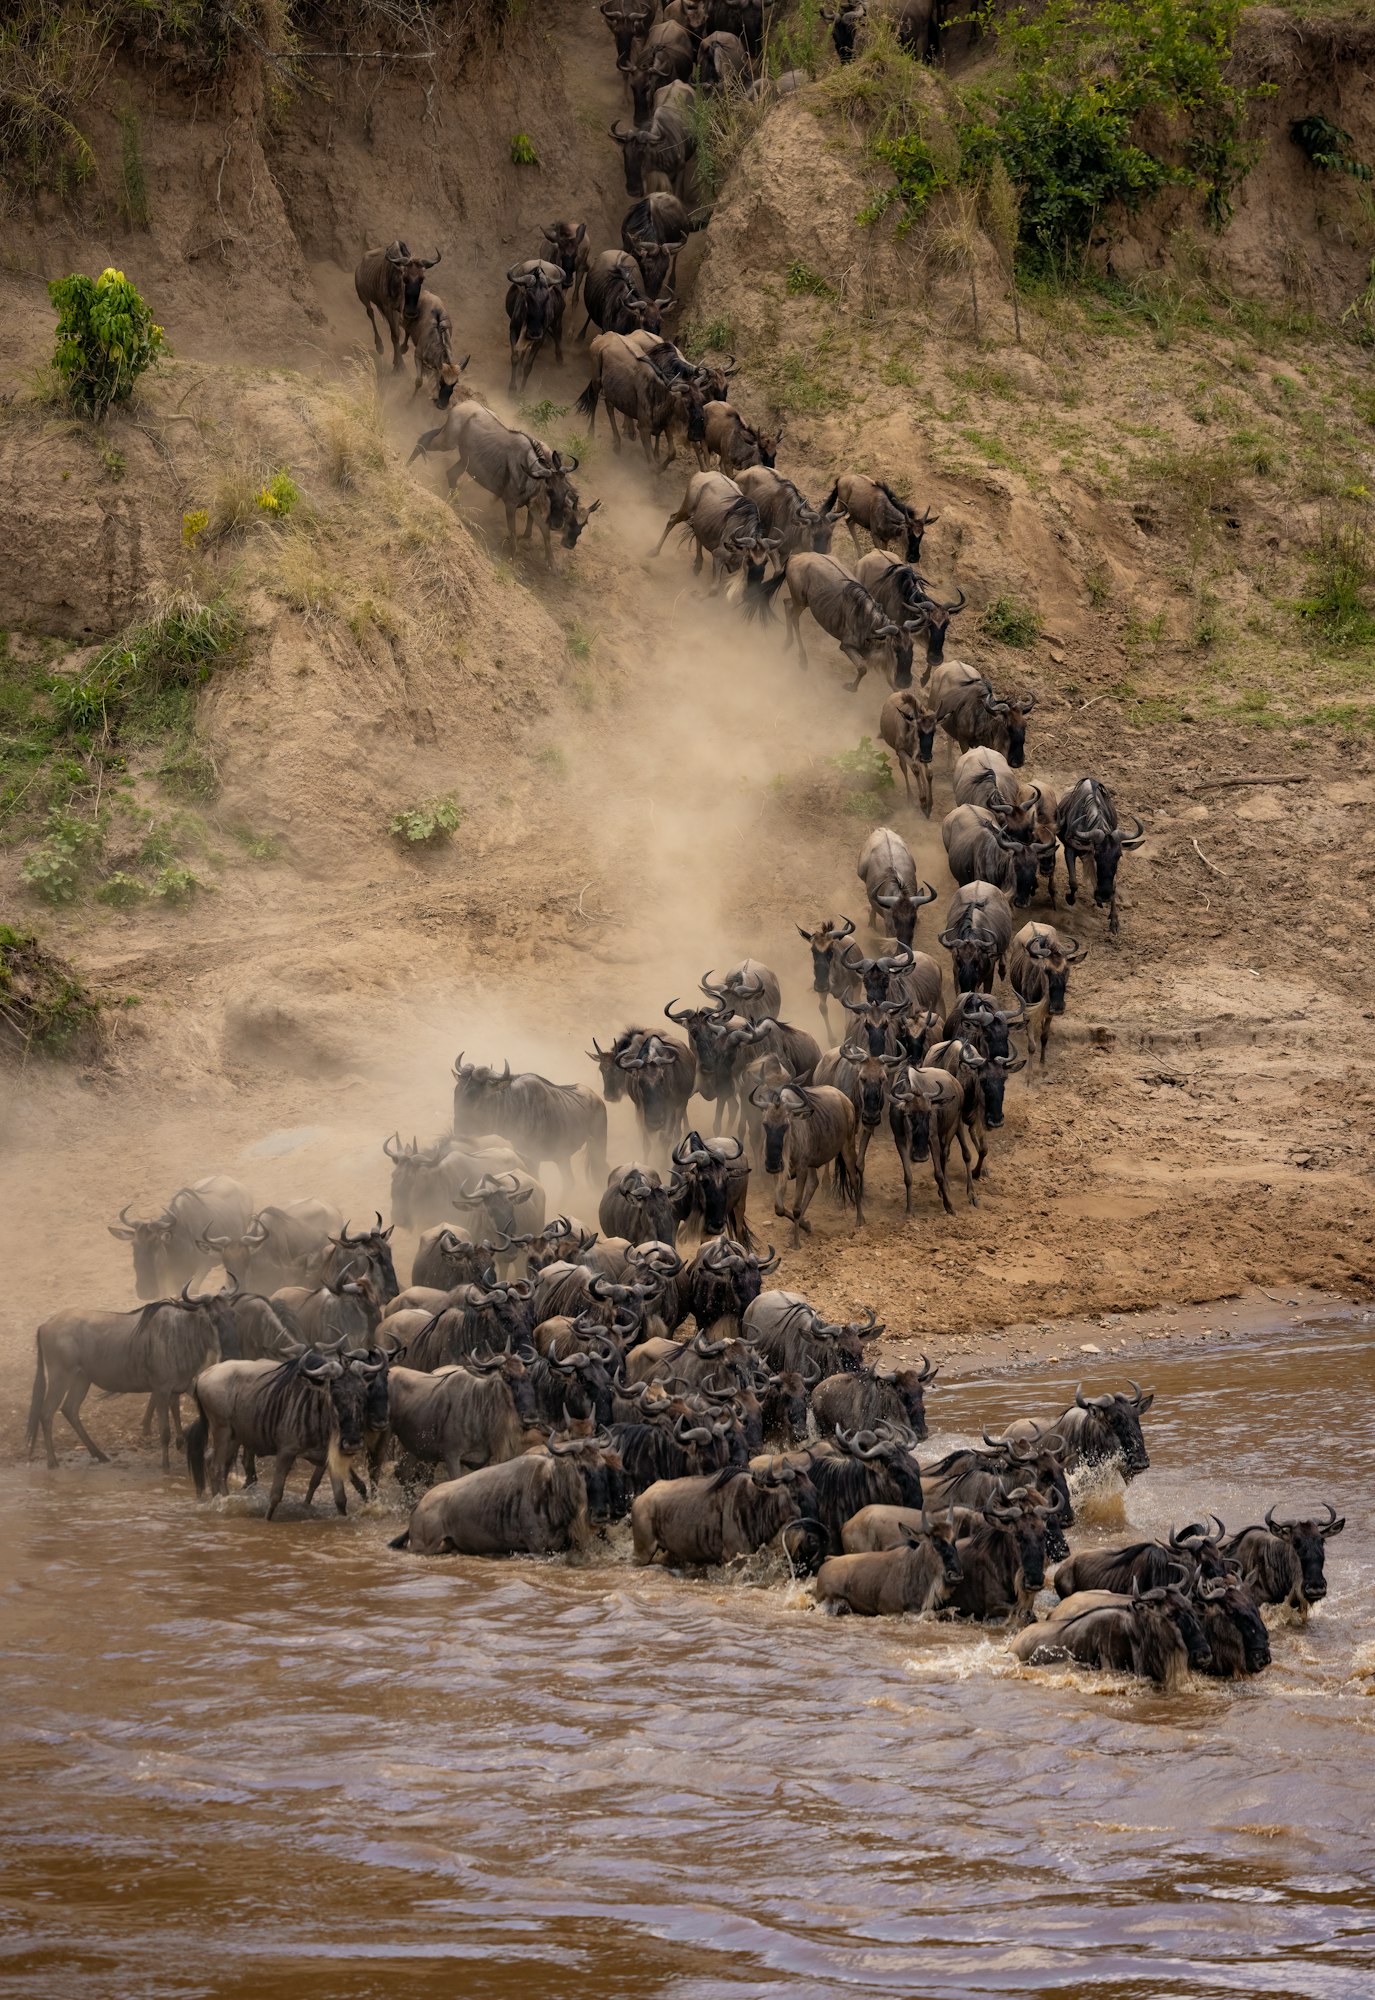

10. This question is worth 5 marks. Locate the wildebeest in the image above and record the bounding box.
[384,1353,537,1479]
[812,1037,903,1172]
[943,803,1053,910]
[929,661,1036,768]
[406,297,470,407]
[353,241,440,371]
[610,77,697,199]
[951,746,1037,825]
[187,1347,380,1516]
[822,473,936,563]
[409,403,599,566]
[887,1062,974,1214]
[670,1129,752,1243]
[600,0,659,71]
[383,1132,526,1233]
[28,1284,242,1471]
[1009,922,1087,1065]
[682,1232,778,1328]
[1224,1504,1345,1622]
[795,914,860,1031]
[921,1433,1072,1530]
[631,1460,817,1566]
[663,998,749,1131]
[1049,1381,1154,1479]
[808,1425,926,1554]
[274,1267,383,1350]
[750,1080,862,1246]
[629,19,695,121]
[736,466,842,568]
[109,1175,253,1300]
[652,470,778,600]
[201,1197,342,1296]
[450,1170,547,1257]
[504,259,567,389]
[540,218,590,302]
[939,880,1013,994]
[704,400,780,475]
[941,1490,1057,1624]
[580,249,672,340]
[772,552,918,690]
[815,1512,961,1615]
[926,1031,1022,1165]
[696,26,750,87]
[700,960,781,1022]
[1009,1583,1209,1690]
[811,1355,936,1441]
[1056,777,1145,937]
[1053,1523,1227,1600]
[452,1055,608,1193]
[577,331,700,466]
[857,825,937,945]
[744,1291,882,1379]
[840,935,944,1015]
[411,1225,484,1293]
[856,553,967,678]
[598,1162,683,1244]
[621,191,708,295]
[390,1434,625,1554]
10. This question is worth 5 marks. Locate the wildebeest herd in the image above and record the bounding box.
[21,7,1343,1701]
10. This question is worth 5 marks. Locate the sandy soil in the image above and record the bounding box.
[3,0,1374,1450]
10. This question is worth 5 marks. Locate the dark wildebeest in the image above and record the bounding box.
[1009,922,1087,1065]
[410,403,600,567]
[384,1353,538,1479]
[1010,1583,1210,1690]
[540,218,590,302]
[1034,1382,1154,1479]
[857,825,937,945]
[629,20,695,123]
[317,1215,399,1302]
[744,1292,882,1378]
[610,78,698,200]
[921,1433,1073,1539]
[1053,1523,1230,1599]
[671,1129,752,1244]
[770,552,919,690]
[823,472,937,563]
[887,1062,975,1215]
[736,466,843,569]
[109,1175,253,1300]
[926,1032,1023,1169]
[452,1055,608,1194]
[815,1512,961,1615]
[856,553,967,680]
[750,1080,862,1247]
[952,745,1039,827]
[273,1267,383,1351]
[202,1197,342,1296]
[186,1347,380,1517]
[696,27,750,88]
[795,914,860,1033]
[402,1282,537,1372]
[28,1283,242,1471]
[621,191,708,295]
[353,241,439,371]
[652,470,779,602]
[617,1033,698,1154]
[940,1490,1058,1625]
[1224,1504,1345,1622]
[1056,777,1146,938]
[682,1233,778,1329]
[943,803,1054,910]
[504,258,567,390]
[700,960,781,1022]
[390,1434,626,1554]
[587,1025,649,1104]
[811,1356,937,1441]
[840,935,944,1014]
[811,1038,904,1174]
[450,1171,547,1258]
[580,250,672,341]
[808,1425,926,1555]
[411,1225,485,1293]
[577,332,701,467]
[600,0,659,72]
[928,661,1036,768]
[599,1163,684,1245]
[631,1459,818,1566]
[703,400,780,476]
[939,880,1014,994]
[383,1131,525,1233]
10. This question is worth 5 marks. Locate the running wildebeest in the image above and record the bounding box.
[109,1175,253,1299]
[353,241,440,371]
[409,403,600,567]
[1056,777,1146,937]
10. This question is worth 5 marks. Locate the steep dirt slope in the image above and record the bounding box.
[2,0,1373,1422]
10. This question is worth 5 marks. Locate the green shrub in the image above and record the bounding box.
[389,794,463,845]
[1291,114,1371,182]
[152,865,203,904]
[981,595,1041,646]
[20,807,103,905]
[53,596,242,746]
[859,132,951,229]
[48,268,164,419]
[830,737,894,793]
[157,742,220,800]
[1295,519,1375,649]
[510,132,539,165]
[255,468,300,518]
[0,925,103,1062]
[786,261,836,298]
[96,871,150,907]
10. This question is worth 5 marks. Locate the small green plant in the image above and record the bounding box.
[1291,114,1372,182]
[1295,518,1375,649]
[859,132,951,230]
[20,807,103,905]
[53,597,242,746]
[182,508,209,546]
[510,132,539,166]
[980,595,1041,647]
[256,468,299,518]
[48,268,164,419]
[786,261,836,298]
[684,317,735,357]
[518,398,567,429]
[96,871,150,908]
[98,442,127,481]
[152,865,202,904]
[118,106,149,225]
[389,794,463,845]
[230,826,284,862]
[0,926,104,1063]
[566,622,596,661]
[157,742,219,801]
[830,737,894,794]
[1084,564,1112,608]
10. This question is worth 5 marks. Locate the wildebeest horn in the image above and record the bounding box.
[422,248,441,269]
[1120,815,1147,848]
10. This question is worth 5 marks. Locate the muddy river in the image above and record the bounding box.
[3,1314,1372,1999]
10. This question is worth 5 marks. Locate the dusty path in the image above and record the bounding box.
[2,0,1372,1422]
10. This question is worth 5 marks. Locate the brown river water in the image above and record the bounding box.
[3,1312,1373,2000]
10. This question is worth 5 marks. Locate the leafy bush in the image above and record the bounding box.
[20,808,103,905]
[830,737,894,793]
[48,268,164,418]
[152,865,202,904]
[389,795,463,845]
[256,468,300,518]
[981,595,1041,647]
[0,925,103,1062]
[182,508,209,546]
[859,132,951,229]
[1291,114,1371,182]
[53,597,242,746]
[96,871,150,908]
[510,132,539,165]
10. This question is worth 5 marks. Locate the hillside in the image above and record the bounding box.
[1,0,1373,1374]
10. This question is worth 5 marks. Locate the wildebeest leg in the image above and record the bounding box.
[931,1135,955,1217]
[969,1118,988,1182]
[606,404,624,453]
[140,1393,157,1435]
[840,644,868,692]
[61,1379,108,1462]
[652,499,689,556]
[503,501,520,553]
[955,1124,978,1206]
[209,1422,237,1498]
[1063,847,1080,907]
[329,1465,349,1514]
[304,1464,325,1504]
[364,301,383,355]
[242,1449,258,1487]
[168,1392,184,1444]
[266,1452,297,1520]
[790,1167,820,1244]
[847,517,864,558]
[917,763,933,817]
[856,1122,874,1175]
[1108,888,1120,938]
[444,451,469,496]
[156,1394,173,1473]
[896,754,913,803]
[894,1128,914,1215]
[785,599,808,665]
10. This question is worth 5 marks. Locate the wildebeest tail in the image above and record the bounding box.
[821,480,841,514]
[743,568,789,624]
[575,378,600,420]
[185,1388,209,1497]
[388,1528,412,1550]
[25,1333,46,1456]
[407,425,444,465]
[831,1149,860,1212]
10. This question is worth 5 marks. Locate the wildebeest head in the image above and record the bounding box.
[543,452,602,549]
[841,937,917,1007]
[1069,791,1146,907]
[305,1350,371,1459]
[665,998,738,1095]
[1074,1381,1154,1474]
[839,994,907,1057]
[838,1039,904,1127]
[550,1429,628,1522]
[109,1199,187,1298]
[454,1172,538,1240]
[600,0,655,67]
[987,1430,1073,1532]
[908,1508,963,1583]
[974,1047,1025,1130]
[796,915,856,995]
[839,1424,926,1509]
[1264,1503,1344,1603]
[588,1026,646,1100]
[387,240,441,317]
[529,1217,598,1274]
[871,875,937,949]
[1022,929,1086,1012]
[1198,1573,1271,1674]
[750,1081,800,1177]
[916,586,967,666]
[541,218,587,288]
[821,2,867,63]
[874,619,915,691]
[333,1212,400,1302]
[543,1341,618,1425]
[756,1365,814,1442]
[1152,1578,1213,1671]
[984,687,1036,767]
[465,1279,536,1351]
[936,913,996,995]
[472,1344,541,1427]
[990,1488,1057,1591]
[670,1130,743,1234]
[431,339,471,410]
[382,1132,453,1231]
[348,1344,393,1435]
